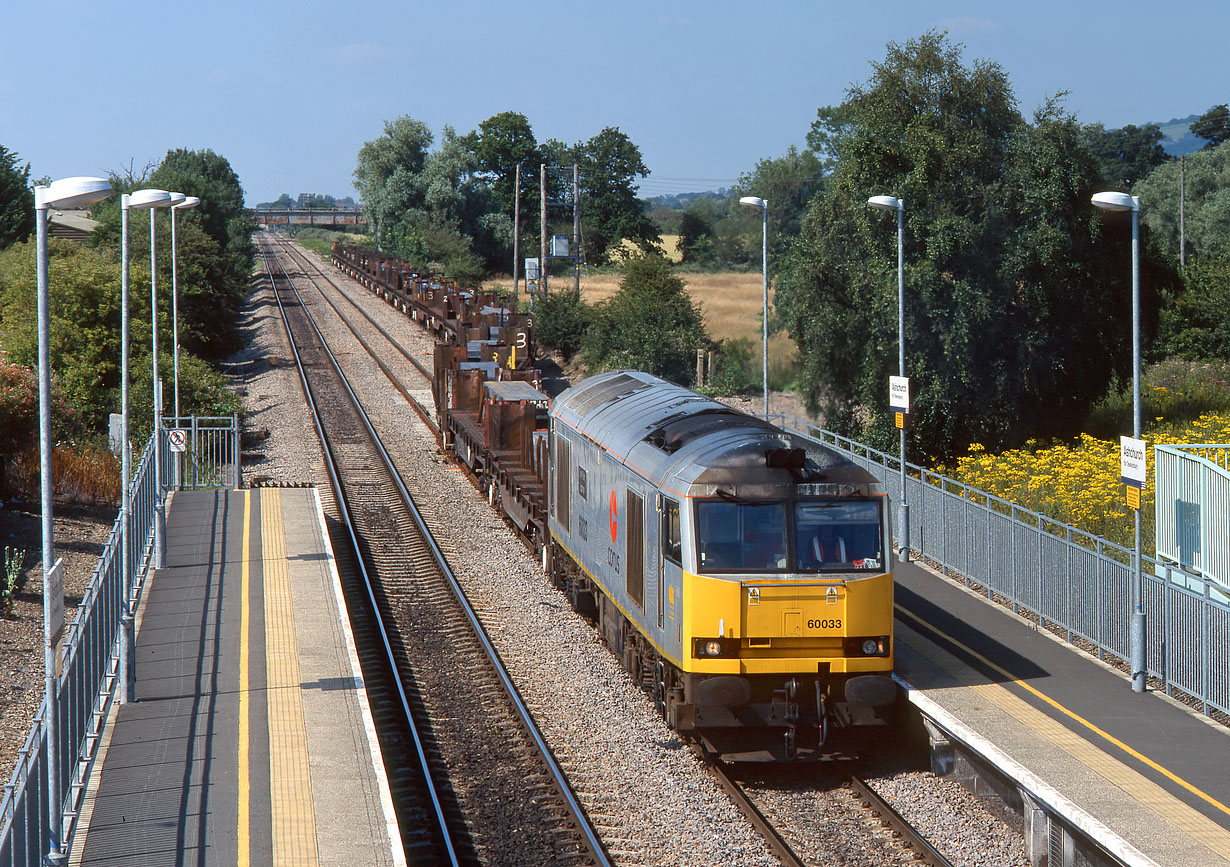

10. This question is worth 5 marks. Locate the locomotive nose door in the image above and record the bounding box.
[659,497,683,640]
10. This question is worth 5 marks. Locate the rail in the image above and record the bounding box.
[774,413,1230,718]
[1,419,239,866]
[260,237,612,865]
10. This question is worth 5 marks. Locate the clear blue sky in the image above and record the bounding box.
[7,0,1228,205]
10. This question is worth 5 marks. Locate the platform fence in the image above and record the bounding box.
[776,414,1230,718]
[1,417,239,866]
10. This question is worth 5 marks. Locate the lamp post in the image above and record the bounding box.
[170,194,199,423]
[739,196,769,418]
[868,194,910,563]
[146,192,175,570]
[34,175,113,866]
[119,188,171,705]
[1092,190,1146,693]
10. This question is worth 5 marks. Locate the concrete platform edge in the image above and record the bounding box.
[894,674,1158,867]
[310,487,406,867]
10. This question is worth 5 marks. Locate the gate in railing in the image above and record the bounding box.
[1155,443,1230,601]
[163,415,240,490]
[1,417,239,866]
[775,414,1230,718]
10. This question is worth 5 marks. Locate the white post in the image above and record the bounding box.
[120,197,135,704]
[34,186,67,865]
[151,209,164,569]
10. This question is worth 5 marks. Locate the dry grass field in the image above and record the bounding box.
[577,270,800,384]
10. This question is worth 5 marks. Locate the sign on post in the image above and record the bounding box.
[1120,435,1147,510]
[889,376,910,428]
[168,429,188,453]
[889,376,910,413]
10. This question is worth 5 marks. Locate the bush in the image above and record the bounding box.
[1085,358,1230,438]
[532,287,590,360]
[581,254,709,385]
[700,338,757,396]
[1157,256,1230,361]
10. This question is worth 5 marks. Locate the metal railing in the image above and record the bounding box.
[1155,444,1230,598]
[2,417,239,866]
[774,414,1230,718]
[164,415,240,490]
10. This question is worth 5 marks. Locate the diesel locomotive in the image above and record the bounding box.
[330,244,897,761]
[547,370,897,761]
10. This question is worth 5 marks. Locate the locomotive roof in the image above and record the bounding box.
[552,371,881,497]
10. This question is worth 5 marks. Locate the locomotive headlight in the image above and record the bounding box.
[705,641,722,657]
[861,639,880,656]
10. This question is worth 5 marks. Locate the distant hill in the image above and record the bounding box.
[641,189,730,210]
[1154,114,1205,157]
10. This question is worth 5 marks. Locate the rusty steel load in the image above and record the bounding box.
[330,241,897,762]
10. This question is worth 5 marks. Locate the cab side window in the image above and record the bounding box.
[662,498,682,565]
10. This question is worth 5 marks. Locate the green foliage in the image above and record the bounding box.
[1081,122,1170,188]
[88,148,254,360]
[1191,104,1230,148]
[353,116,435,244]
[776,32,1176,460]
[1133,140,1230,264]
[1157,256,1230,360]
[532,287,590,360]
[2,546,23,615]
[1085,358,1230,438]
[703,338,757,396]
[582,254,708,384]
[734,145,826,262]
[571,128,659,263]
[0,239,121,432]
[467,111,541,218]
[0,145,34,250]
[676,207,716,265]
[0,358,41,456]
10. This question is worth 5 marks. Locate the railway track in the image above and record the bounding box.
[703,754,958,867]
[256,235,610,866]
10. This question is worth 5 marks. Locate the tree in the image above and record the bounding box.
[467,111,541,218]
[1133,140,1230,264]
[86,148,254,360]
[734,146,825,261]
[1081,122,1170,188]
[0,145,34,250]
[1191,104,1230,149]
[1157,256,1230,360]
[353,116,434,244]
[582,254,708,384]
[775,32,1171,458]
[573,127,659,263]
[676,207,716,265]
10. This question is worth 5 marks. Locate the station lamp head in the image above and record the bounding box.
[739,196,766,209]
[36,176,113,210]
[867,195,903,212]
[125,189,173,211]
[174,195,201,211]
[1091,191,1138,213]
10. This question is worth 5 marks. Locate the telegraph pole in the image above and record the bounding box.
[1180,155,1186,271]
[573,164,581,299]
[540,163,548,295]
[512,162,521,310]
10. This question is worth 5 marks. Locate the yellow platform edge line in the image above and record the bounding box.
[896,603,1230,820]
[907,629,1230,860]
[238,490,251,867]
[262,488,320,866]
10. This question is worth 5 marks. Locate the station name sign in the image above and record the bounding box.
[1120,436,1147,487]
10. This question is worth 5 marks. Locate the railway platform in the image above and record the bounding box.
[67,488,403,866]
[895,560,1230,867]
